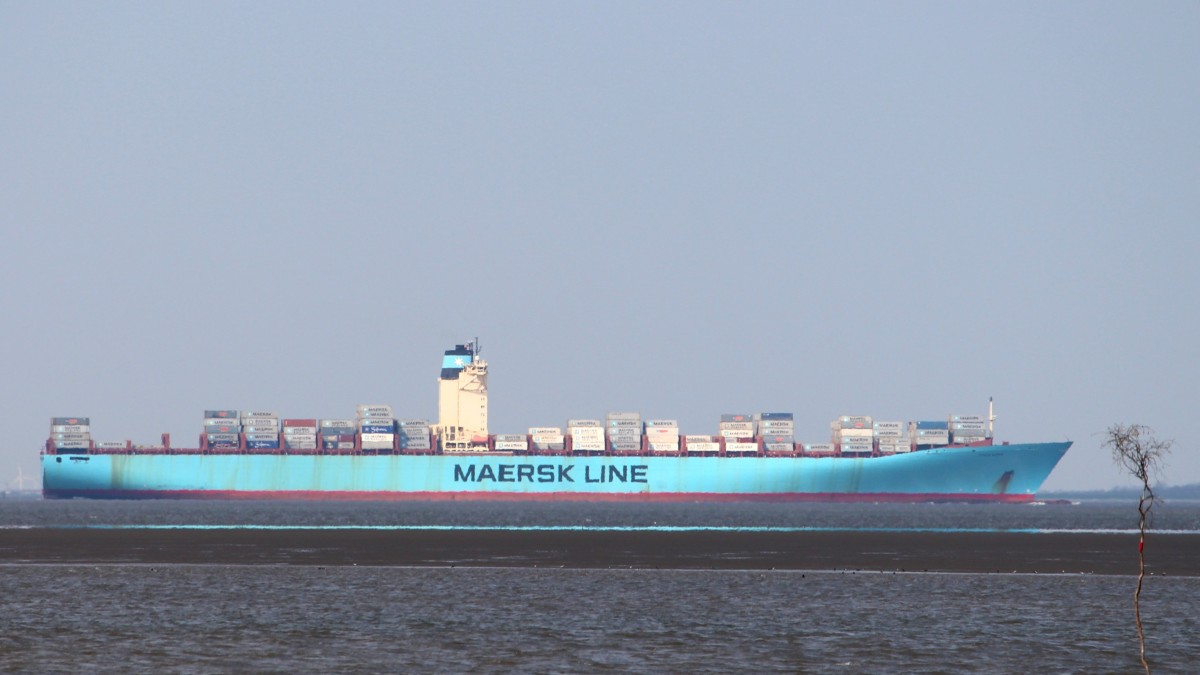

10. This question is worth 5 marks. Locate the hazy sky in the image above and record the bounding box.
[2,3,1196,491]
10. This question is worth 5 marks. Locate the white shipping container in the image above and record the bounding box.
[949,414,985,423]
[569,427,605,437]
[644,420,679,428]
[360,433,394,443]
[360,440,392,450]
[531,434,565,444]
[284,426,318,434]
[686,442,720,453]
[572,440,606,451]
[873,421,903,432]
[243,424,279,434]
[54,441,90,449]
[241,411,279,419]
[337,442,356,450]
[357,404,393,415]
[52,432,90,441]
[494,441,529,451]
[720,429,754,438]
[685,435,715,443]
[51,425,90,433]
[94,441,128,449]
[204,419,242,427]
[718,422,754,431]
[758,420,795,429]
[951,421,987,431]
[646,427,679,436]
[725,442,759,453]
[286,433,319,443]
[804,443,835,453]
[494,434,527,442]
[648,442,679,452]
[838,428,874,437]
[566,419,602,427]
[838,416,873,429]
[528,427,562,436]
[321,419,357,428]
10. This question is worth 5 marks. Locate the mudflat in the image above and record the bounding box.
[2,529,1197,575]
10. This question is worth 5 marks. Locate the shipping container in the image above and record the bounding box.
[246,440,280,450]
[245,433,280,442]
[803,443,835,453]
[759,413,794,421]
[241,411,279,419]
[321,419,357,428]
[357,405,393,416]
[494,441,528,451]
[51,425,90,433]
[764,443,793,452]
[949,414,985,423]
[837,416,873,429]
[54,441,90,449]
[725,442,758,454]
[572,440,605,451]
[720,414,753,423]
[566,419,602,428]
[203,411,239,420]
[686,441,720,453]
[51,417,91,426]
[361,424,395,434]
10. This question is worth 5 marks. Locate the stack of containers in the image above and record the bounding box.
[645,420,680,454]
[242,411,280,451]
[204,410,241,450]
[494,434,528,452]
[949,414,987,444]
[684,434,720,454]
[568,419,605,453]
[910,420,950,447]
[320,419,357,452]
[283,418,319,453]
[873,420,906,454]
[834,415,874,455]
[757,413,795,453]
[357,405,395,452]
[397,420,432,452]
[529,426,565,453]
[718,414,755,440]
[606,412,642,454]
[50,417,92,453]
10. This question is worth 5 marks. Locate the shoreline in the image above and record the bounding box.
[3,529,1198,575]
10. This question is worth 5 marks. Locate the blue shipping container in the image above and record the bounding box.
[915,421,950,430]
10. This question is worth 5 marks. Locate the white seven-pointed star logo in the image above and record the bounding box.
[454,357,466,367]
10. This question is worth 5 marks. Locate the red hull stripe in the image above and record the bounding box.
[43,489,1035,503]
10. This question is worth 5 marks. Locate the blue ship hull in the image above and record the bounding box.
[42,442,1070,502]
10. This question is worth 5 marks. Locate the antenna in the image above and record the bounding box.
[988,397,996,438]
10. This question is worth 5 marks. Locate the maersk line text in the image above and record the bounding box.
[453,464,649,484]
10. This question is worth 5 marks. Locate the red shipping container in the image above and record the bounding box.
[282,419,318,427]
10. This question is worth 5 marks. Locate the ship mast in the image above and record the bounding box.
[988,396,995,439]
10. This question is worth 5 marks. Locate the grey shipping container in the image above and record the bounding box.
[204,410,240,419]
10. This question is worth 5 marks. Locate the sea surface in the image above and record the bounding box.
[2,498,1198,674]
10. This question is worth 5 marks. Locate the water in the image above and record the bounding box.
[3,499,1198,673]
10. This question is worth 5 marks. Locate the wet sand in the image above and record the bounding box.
[2,529,1198,575]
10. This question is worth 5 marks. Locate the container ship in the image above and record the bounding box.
[42,341,1070,502]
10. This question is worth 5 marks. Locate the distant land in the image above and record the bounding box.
[1042,483,1200,500]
